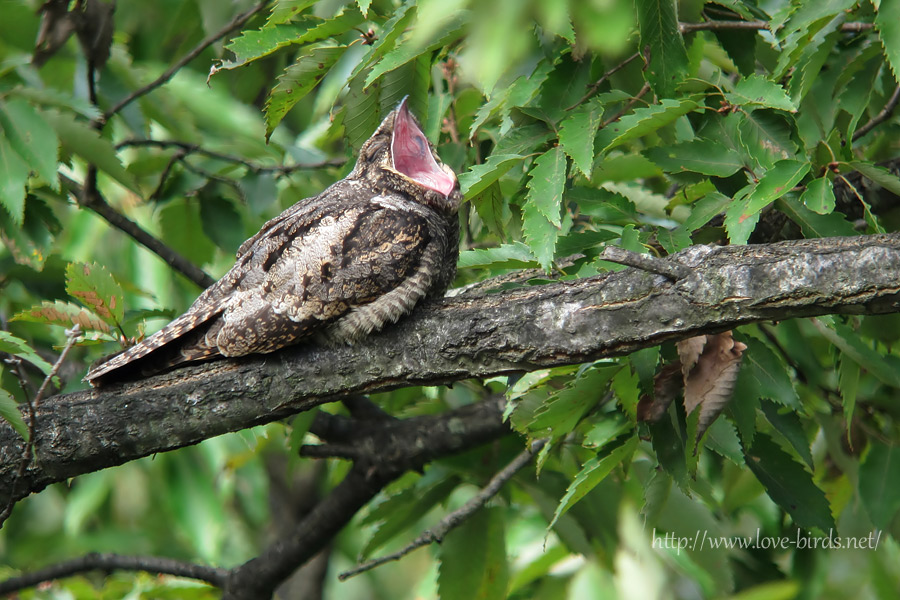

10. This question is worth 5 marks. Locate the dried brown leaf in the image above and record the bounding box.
[682,331,747,438]
[636,361,682,422]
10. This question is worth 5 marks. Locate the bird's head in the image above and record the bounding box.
[353,97,461,215]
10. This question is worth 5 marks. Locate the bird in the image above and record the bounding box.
[85,97,461,385]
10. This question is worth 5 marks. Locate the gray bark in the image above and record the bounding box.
[2,233,900,508]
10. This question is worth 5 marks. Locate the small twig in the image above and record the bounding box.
[853,84,900,142]
[600,81,652,129]
[116,139,347,175]
[98,0,272,125]
[0,552,227,595]
[598,246,693,281]
[61,174,216,289]
[0,325,82,528]
[678,20,874,34]
[338,438,549,581]
[566,52,641,111]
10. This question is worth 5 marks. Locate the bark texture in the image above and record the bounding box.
[2,233,899,507]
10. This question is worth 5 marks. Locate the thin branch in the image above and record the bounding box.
[853,84,900,142]
[98,0,273,125]
[601,82,652,129]
[62,174,216,289]
[679,20,874,34]
[566,52,641,111]
[116,139,347,175]
[0,552,227,595]
[339,438,549,581]
[598,246,693,281]
[0,325,81,527]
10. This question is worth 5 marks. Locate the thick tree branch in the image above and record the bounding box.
[679,20,874,33]
[2,234,900,510]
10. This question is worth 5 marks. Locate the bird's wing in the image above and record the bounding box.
[213,201,433,356]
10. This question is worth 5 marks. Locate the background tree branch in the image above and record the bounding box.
[2,233,899,510]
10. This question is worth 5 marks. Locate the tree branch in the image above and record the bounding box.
[62,174,216,289]
[98,0,273,125]
[679,20,874,33]
[3,234,900,511]
[853,84,900,142]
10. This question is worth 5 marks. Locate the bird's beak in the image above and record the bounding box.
[390,97,456,197]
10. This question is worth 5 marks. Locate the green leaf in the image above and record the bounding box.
[0,389,28,441]
[366,11,469,87]
[0,98,59,191]
[13,300,112,335]
[678,191,732,233]
[744,432,834,531]
[743,159,810,216]
[362,476,460,558]
[198,193,245,254]
[459,154,525,199]
[344,65,381,151]
[760,399,813,468]
[858,440,900,529]
[521,201,560,272]
[643,139,744,177]
[813,317,900,389]
[528,366,620,437]
[849,161,900,196]
[875,0,900,83]
[159,199,216,267]
[838,357,859,437]
[526,147,566,227]
[349,0,416,81]
[66,262,126,326]
[493,123,554,156]
[0,195,61,270]
[0,331,54,375]
[559,98,604,178]
[776,196,857,238]
[548,435,638,529]
[266,0,317,25]
[635,0,689,97]
[738,336,801,410]
[471,181,507,238]
[438,507,508,600]
[739,109,796,170]
[457,242,537,270]
[43,111,139,193]
[723,190,758,245]
[220,23,314,70]
[264,45,347,140]
[725,74,798,112]
[800,176,835,214]
[0,131,29,225]
[596,98,699,154]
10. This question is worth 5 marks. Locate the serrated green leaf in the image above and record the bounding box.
[265,45,346,140]
[349,1,416,81]
[198,191,245,254]
[267,0,317,25]
[457,242,537,270]
[0,195,60,271]
[723,191,759,245]
[344,65,381,151]
[493,123,554,156]
[875,0,900,83]
[858,440,900,529]
[739,109,796,169]
[644,139,744,177]
[549,435,638,529]
[569,187,638,224]
[0,330,54,375]
[525,147,566,227]
[529,366,620,437]
[813,317,900,389]
[43,111,139,193]
[356,0,372,17]
[521,201,559,272]
[220,23,312,70]
[738,336,800,410]
[0,132,29,225]
[789,18,842,104]
[744,432,834,531]
[0,389,28,441]
[66,262,126,326]
[460,154,525,200]
[636,0,689,97]
[838,357,859,437]
[743,159,810,216]
[800,176,835,214]
[679,191,732,233]
[776,196,857,238]
[366,11,469,88]
[559,98,603,178]
[438,507,508,600]
[13,300,112,335]
[760,399,812,468]
[596,98,699,154]
[0,98,59,192]
[469,60,553,138]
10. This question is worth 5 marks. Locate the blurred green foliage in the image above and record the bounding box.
[2,0,900,598]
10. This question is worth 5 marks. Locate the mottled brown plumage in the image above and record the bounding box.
[86,98,461,385]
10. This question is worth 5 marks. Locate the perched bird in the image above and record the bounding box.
[86,98,461,385]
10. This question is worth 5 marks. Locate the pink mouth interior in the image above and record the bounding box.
[391,102,456,197]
